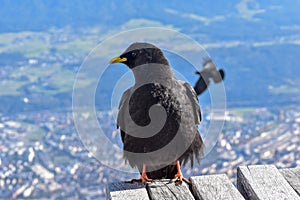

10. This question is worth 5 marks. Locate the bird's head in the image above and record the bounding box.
[109,42,169,69]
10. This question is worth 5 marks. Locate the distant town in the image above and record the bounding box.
[0,105,299,199]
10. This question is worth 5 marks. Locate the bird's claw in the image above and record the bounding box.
[170,173,191,185]
[130,173,152,183]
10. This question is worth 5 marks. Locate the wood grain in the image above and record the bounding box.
[147,179,195,200]
[106,181,150,200]
[237,165,300,200]
[191,174,245,200]
[280,167,300,196]
[106,165,300,199]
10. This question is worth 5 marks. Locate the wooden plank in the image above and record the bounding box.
[147,179,195,200]
[280,167,300,196]
[237,165,300,200]
[191,174,245,200]
[106,182,150,200]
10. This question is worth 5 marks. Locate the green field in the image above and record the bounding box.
[1,64,76,96]
[0,28,100,58]
[231,107,257,117]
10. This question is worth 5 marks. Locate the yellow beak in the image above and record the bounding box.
[109,56,127,64]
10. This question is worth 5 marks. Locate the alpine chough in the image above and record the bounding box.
[109,42,204,183]
[194,59,225,95]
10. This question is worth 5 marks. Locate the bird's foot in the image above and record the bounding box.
[170,172,190,185]
[130,173,152,183]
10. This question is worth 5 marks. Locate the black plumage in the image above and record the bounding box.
[194,59,225,95]
[110,43,204,181]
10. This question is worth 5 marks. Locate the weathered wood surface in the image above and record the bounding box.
[191,174,245,200]
[280,167,300,196]
[147,179,195,200]
[107,165,300,200]
[237,165,300,200]
[106,181,149,200]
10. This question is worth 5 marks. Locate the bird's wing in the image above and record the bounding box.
[117,88,131,143]
[219,69,225,80]
[194,73,210,96]
[183,82,202,124]
[212,69,225,83]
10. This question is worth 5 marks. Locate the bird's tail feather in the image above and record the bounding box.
[145,165,177,179]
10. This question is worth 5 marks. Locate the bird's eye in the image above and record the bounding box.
[131,52,136,58]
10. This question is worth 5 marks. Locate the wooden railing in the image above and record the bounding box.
[106,165,300,200]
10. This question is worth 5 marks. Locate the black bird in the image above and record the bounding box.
[194,59,225,95]
[109,42,204,183]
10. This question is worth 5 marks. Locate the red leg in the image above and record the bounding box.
[171,161,191,184]
[131,164,152,182]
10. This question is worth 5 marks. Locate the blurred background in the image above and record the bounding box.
[0,0,299,199]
